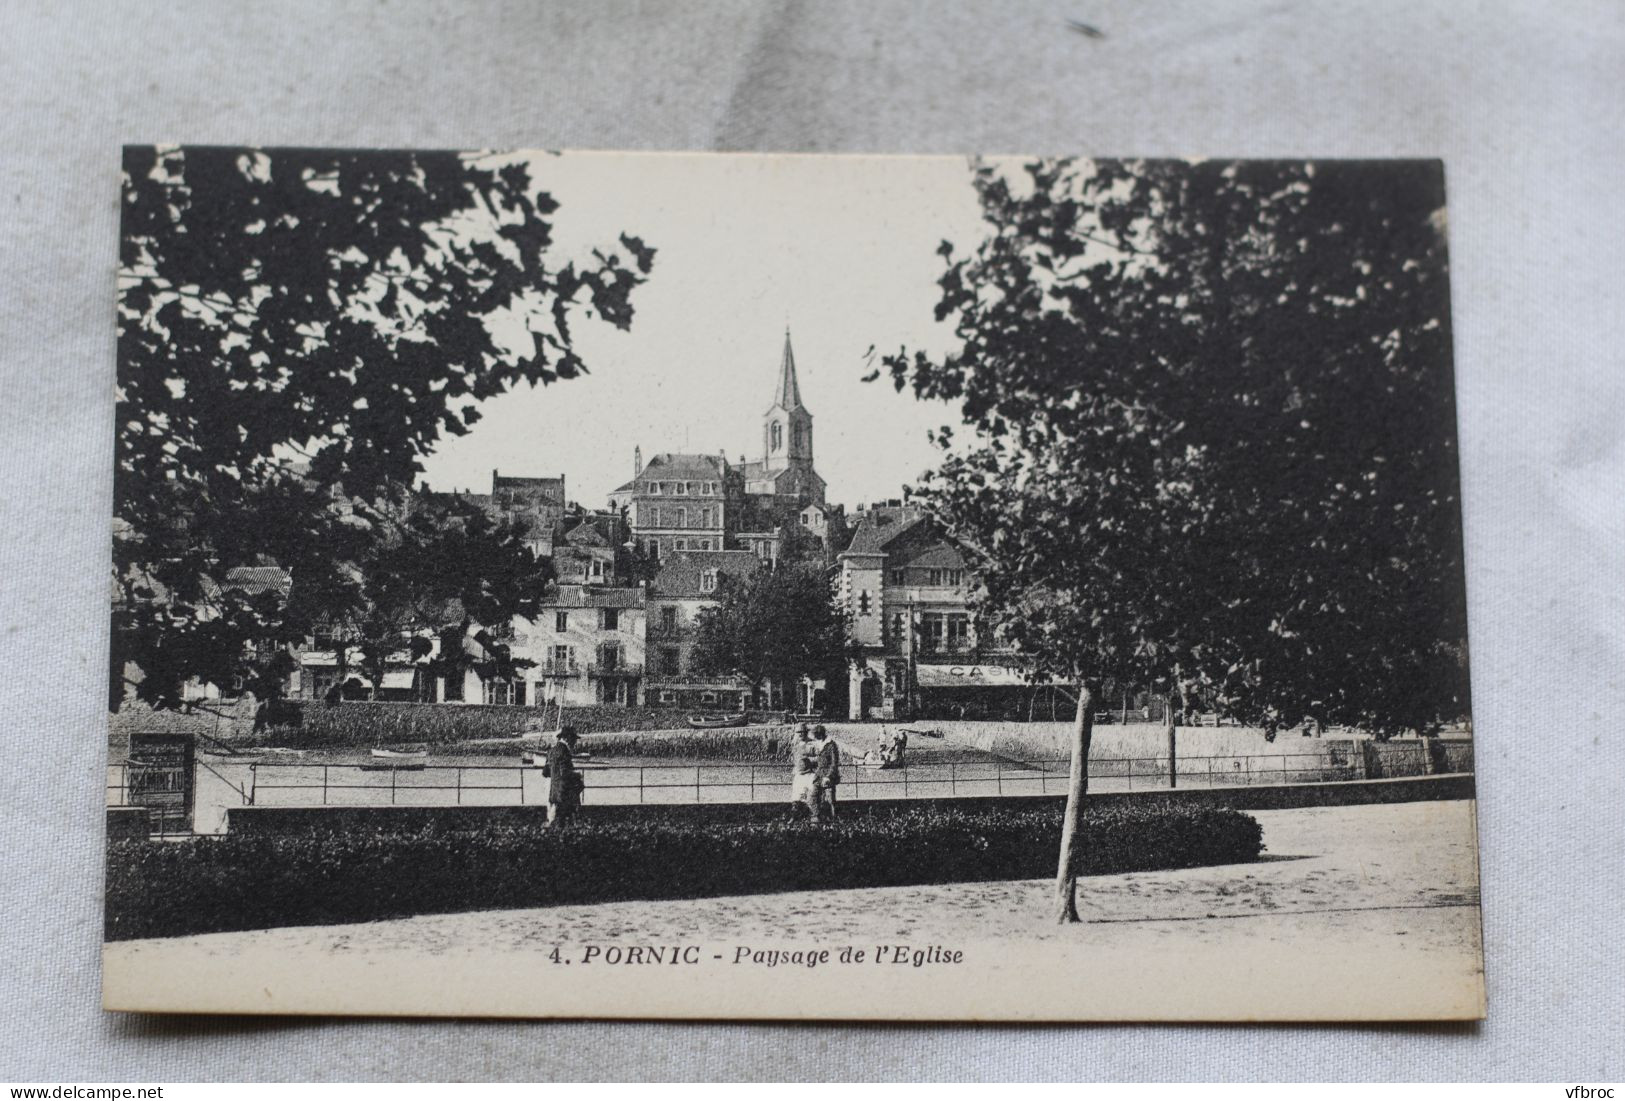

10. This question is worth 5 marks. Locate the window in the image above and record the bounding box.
[484,678,522,706]
[443,672,464,702]
[675,538,688,551]
[646,539,660,562]
[889,568,907,585]
[590,559,604,580]
[658,647,680,675]
[701,690,717,704]
[701,507,712,527]
[889,612,906,644]
[550,644,572,671]
[947,613,970,651]
[771,422,782,451]
[920,612,945,652]
[857,591,872,616]
[598,642,621,671]
[660,606,678,631]
[601,608,619,631]
[794,423,804,449]
[676,506,687,527]
[700,568,718,594]
[676,482,688,495]
[554,611,569,632]
[647,505,660,527]
[308,669,337,701]
[659,690,676,703]
[649,481,661,494]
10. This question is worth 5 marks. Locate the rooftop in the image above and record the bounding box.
[653,550,762,598]
[612,452,729,494]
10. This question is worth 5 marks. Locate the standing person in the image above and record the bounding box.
[544,725,584,827]
[788,723,818,820]
[812,725,841,823]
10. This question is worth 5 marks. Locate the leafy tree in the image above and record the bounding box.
[883,158,1469,918]
[324,494,553,698]
[689,562,850,709]
[114,146,655,708]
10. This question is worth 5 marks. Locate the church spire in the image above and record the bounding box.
[772,327,805,412]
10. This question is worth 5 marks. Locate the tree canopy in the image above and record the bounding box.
[884,158,1470,738]
[689,562,850,705]
[114,146,655,708]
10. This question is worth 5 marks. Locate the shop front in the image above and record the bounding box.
[913,662,1075,721]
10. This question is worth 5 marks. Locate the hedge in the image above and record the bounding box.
[104,802,1263,940]
[247,702,795,748]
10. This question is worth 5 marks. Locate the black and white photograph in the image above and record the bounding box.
[102,147,1481,1021]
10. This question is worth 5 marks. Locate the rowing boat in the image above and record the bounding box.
[685,713,747,729]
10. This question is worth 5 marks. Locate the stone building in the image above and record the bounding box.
[549,510,631,586]
[838,502,986,719]
[512,584,647,707]
[608,451,734,561]
[737,330,826,508]
[643,550,763,711]
[609,329,833,563]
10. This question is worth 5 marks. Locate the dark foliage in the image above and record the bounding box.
[114,146,654,709]
[104,802,1262,940]
[688,561,850,701]
[883,159,1470,737]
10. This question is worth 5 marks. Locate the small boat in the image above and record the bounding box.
[898,727,944,739]
[359,760,428,772]
[686,713,748,729]
[199,748,265,762]
[371,743,429,760]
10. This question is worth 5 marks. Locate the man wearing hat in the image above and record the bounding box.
[812,725,842,823]
[545,725,585,827]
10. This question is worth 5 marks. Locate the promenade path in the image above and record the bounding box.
[103,800,1485,1019]
[114,726,1426,833]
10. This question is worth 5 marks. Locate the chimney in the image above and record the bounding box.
[633,446,642,477]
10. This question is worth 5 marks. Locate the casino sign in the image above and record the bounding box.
[916,664,1044,688]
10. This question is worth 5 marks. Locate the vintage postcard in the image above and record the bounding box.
[104,148,1481,1021]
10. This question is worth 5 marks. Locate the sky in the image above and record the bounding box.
[416,151,991,509]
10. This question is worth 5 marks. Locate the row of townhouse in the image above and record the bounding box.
[287,550,772,713]
[286,508,1040,722]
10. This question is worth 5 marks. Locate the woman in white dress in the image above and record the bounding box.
[789,724,818,817]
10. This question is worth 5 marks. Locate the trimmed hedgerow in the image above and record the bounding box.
[104,802,1263,940]
[242,702,798,750]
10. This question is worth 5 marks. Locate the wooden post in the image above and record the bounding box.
[1055,681,1095,923]
[1166,693,1177,789]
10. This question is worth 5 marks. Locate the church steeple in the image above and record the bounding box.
[772,328,805,412]
[763,327,813,474]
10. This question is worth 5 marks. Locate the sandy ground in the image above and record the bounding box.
[103,799,1484,1019]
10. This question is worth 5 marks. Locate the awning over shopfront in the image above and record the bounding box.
[916,664,1070,689]
[379,669,417,690]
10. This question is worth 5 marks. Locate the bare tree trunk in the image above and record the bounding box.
[1055,681,1095,923]
[1166,692,1177,789]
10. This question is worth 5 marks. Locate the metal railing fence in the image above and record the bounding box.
[107,743,1473,834]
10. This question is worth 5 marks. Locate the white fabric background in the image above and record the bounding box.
[1,0,1620,1082]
